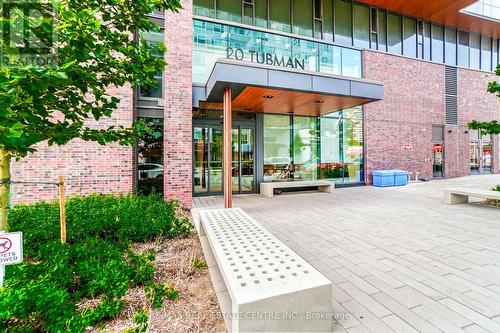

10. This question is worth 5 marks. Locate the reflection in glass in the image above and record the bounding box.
[264,115,292,182]
[263,108,364,185]
[403,17,416,58]
[353,3,370,49]
[458,30,470,67]
[431,24,444,63]
[335,0,352,45]
[137,118,164,195]
[445,28,457,65]
[342,48,362,77]
[209,128,223,193]
[269,0,292,33]
[470,33,481,69]
[240,128,255,192]
[293,117,318,181]
[387,13,402,55]
[193,127,208,193]
[343,109,364,183]
[217,0,242,23]
[192,19,363,83]
[293,0,313,37]
[481,36,492,71]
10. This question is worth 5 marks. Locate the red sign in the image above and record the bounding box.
[432,145,443,152]
[403,144,412,151]
[0,237,12,254]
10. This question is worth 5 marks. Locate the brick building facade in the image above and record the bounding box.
[8,0,500,208]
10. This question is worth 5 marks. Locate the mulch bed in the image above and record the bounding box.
[91,233,226,332]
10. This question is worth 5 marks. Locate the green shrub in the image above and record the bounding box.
[0,193,192,332]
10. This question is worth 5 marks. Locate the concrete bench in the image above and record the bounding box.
[260,180,334,198]
[443,188,500,204]
[197,208,333,332]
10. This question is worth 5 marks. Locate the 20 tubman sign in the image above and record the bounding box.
[226,47,306,70]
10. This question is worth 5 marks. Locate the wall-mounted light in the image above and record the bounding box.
[464,130,469,134]
[448,130,453,133]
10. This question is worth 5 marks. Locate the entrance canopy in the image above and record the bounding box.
[193,58,384,117]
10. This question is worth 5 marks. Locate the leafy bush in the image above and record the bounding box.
[0,193,192,332]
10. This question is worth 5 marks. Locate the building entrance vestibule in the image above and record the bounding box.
[193,120,255,195]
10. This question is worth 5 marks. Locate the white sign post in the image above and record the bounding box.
[0,231,23,287]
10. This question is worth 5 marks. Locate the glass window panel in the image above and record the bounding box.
[342,48,362,78]
[458,30,470,67]
[423,21,431,60]
[293,116,318,181]
[377,10,387,52]
[217,0,242,23]
[269,0,291,33]
[353,3,370,49]
[192,20,228,83]
[403,17,416,57]
[314,19,323,39]
[481,36,492,71]
[370,8,378,50]
[293,0,313,37]
[291,38,318,71]
[255,0,268,28]
[243,3,253,25]
[343,108,363,183]
[335,0,352,45]
[431,24,444,63]
[387,13,402,55]
[470,33,480,69]
[137,118,164,195]
[319,115,343,182]
[264,115,292,181]
[445,28,457,65]
[193,0,215,18]
[319,44,341,75]
[314,0,322,19]
[493,39,499,69]
[323,0,334,41]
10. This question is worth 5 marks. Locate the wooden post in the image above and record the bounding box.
[58,176,66,244]
[223,87,233,209]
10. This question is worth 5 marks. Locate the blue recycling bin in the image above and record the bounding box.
[372,170,396,187]
[393,170,410,186]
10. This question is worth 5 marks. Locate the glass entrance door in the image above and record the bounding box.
[193,125,254,195]
[432,144,444,179]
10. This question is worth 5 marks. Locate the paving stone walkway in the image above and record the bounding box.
[193,175,500,333]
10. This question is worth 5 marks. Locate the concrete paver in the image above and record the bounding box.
[193,175,500,332]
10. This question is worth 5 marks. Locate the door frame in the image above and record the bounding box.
[192,119,256,196]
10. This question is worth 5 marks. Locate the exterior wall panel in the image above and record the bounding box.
[164,0,194,208]
[10,85,134,204]
[363,50,500,183]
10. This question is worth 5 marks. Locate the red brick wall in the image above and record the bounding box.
[457,68,499,175]
[363,50,500,183]
[363,51,445,182]
[10,85,134,204]
[164,0,193,208]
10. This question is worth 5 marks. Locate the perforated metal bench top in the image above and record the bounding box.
[199,208,331,305]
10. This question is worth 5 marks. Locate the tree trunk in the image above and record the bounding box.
[0,149,11,231]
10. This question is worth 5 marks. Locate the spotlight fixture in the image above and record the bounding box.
[244,108,253,111]
[286,111,294,114]
[314,100,325,104]
[263,95,274,99]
